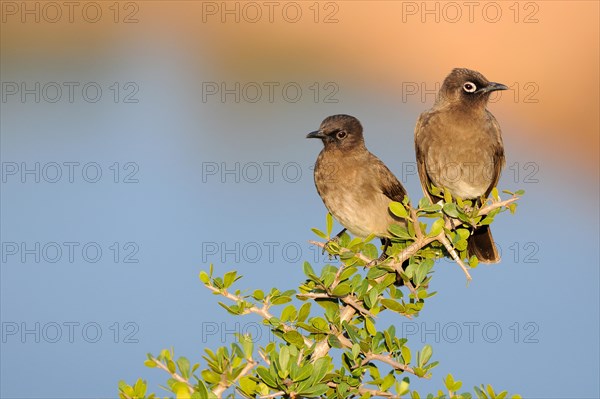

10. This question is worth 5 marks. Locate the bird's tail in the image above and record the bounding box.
[467,225,500,263]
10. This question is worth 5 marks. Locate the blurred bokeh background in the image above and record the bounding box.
[1,1,598,397]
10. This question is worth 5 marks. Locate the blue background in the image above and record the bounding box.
[1,2,598,398]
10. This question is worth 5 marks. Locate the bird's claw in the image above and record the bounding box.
[322,237,340,259]
[367,252,389,268]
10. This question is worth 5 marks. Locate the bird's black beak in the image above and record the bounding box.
[307,130,326,139]
[480,82,508,93]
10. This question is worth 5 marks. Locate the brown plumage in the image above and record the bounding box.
[307,114,408,259]
[414,68,507,263]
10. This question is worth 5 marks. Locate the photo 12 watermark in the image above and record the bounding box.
[399,321,540,344]
[199,160,540,185]
[1,1,140,24]
[1,82,140,103]
[201,82,339,104]
[1,241,140,264]
[400,1,540,24]
[198,320,540,345]
[2,321,140,343]
[201,241,336,265]
[1,162,140,184]
[201,1,339,24]
[400,81,539,104]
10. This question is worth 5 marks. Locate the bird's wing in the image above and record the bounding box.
[414,111,439,203]
[369,153,408,204]
[484,110,506,197]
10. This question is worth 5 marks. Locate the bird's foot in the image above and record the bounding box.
[366,252,389,267]
[322,228,347,258]
[322,237,342,259]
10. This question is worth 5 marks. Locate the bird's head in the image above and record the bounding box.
[437,68,507,108]
[306,114,365,150]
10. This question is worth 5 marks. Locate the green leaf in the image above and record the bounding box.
[310,317,329,332]
[443,188,452,203]
[240,334,253,359]
[365,317,376,336]
[389,224,413,240]
[419,344,433,367]
[479,215,495,225]
[299,383,329,397]
[297,302,311,322]
[380,298,405,313]
[199,271,210,284]
[352,343,361,360]
[473,385,487,399]
[281,305,297,322]
[176,357,190,379]
[443,203,459,218]
[428,218,445,237]
[469,255,479,268]
[271,296,292,305]
[455,239,468,251]
[418,196,431,208]
[328,334,343,348]
[201,369,221,384]
[366,267,387,280]
[332,283,352,297]
[303,262,316,278]
[283,331,305,348]
[381,373,395,391]
[167,359,176,374]
[339,266,358,281]
[253,289,264,300]
[256,366,279,389]
[133,378,146,396]
[309,357,330,385]
[491,187,500,201]
[326,213,334,236]
[389,201,408,218]
[401,345,411,364]
[278,346,290,376]
[238,376,257,396]
[223,271,237,288]
[291,363,313,382]
[311,228,327,239]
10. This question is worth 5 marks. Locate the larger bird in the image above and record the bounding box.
[414,68,507,262]
[307,114,408,262]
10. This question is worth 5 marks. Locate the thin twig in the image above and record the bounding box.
[436,232,472,282]
[205,285,314,349]
[311,305,356,360]
[327,382,403,398]
[212,358,258,398]
[362,352,423,377]
[259,390,286,398]
[478,196,519,216]
[150,356,194,392]
[309,240,418,295]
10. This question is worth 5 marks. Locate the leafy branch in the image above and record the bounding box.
[118,190,523,399]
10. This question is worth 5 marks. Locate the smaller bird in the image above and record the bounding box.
[307,114,409,263]
[414,68,507,262]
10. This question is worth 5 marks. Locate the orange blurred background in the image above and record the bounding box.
[3,1,597,170]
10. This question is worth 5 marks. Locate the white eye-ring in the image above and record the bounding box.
[336,130,347,139]
[463,82,477,93]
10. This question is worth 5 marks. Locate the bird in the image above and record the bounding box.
[307,114,409,264]
[414,68,507,263]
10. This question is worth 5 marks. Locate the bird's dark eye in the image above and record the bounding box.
[463,82,477,93]
[336,130,347,139]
